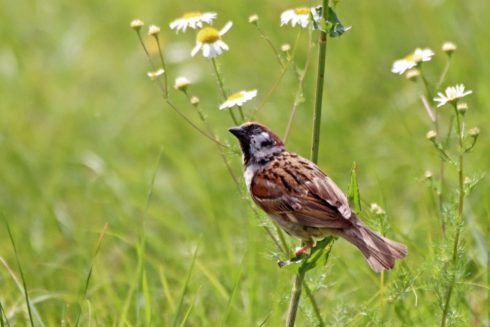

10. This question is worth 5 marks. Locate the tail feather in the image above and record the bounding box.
[340,220,407,273]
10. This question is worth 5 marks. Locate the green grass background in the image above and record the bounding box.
[1,0,489,325]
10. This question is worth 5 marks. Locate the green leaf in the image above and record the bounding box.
[279,237,336,274]
[299,237,336,274]
[347,162,362,212]
[314,6,351,38]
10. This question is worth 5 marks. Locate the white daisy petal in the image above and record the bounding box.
[191,43,202,57]
[219,90,257,110]
[433,84,472,108]
[170,11,217,33]
[281,7,318,29]
[202,43,211,58]
[220,21,233,35]
[392,47,434,75]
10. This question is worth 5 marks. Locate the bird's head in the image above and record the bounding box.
[229,122,285,165]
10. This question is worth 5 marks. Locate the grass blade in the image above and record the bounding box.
[172,244,199,327]
[0,301,11,327]
[74,223,109,326]
[219,258,245,327]
[347,162,362,212]
[3,214,35,327]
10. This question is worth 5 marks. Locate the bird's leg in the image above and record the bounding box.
[294,239,315,257]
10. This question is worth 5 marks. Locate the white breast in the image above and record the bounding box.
[244,163,260,191]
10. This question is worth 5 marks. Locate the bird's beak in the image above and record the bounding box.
[228,126,246,139]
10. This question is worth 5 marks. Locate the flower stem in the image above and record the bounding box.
[284,29,314,143]
[310,5,329,163]
[440,105,465,327]
[211,58,238,125]
[286,3,330,326]
[237,106,246,122]
[154,36,169,98]
[254,24,284,68]
[286,270,304,327]
[303,282,325,326]
[419,70,446,237]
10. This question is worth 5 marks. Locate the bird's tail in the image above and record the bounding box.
[340,218,407,272]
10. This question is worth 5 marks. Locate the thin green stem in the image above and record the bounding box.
[440,104,465,327]
[419,69,446,237]
[237,106,246,122]
[211,58,227,100]
[310,6,329,163]
[436,56,452,90]
[251,29,302,120]
[303,282,325,327]
[135,31,156,71]
[284,29,314,143]
[287,3,330,326]
[3,216,35,327]
[154,36,169,98]
[211,58,238,125]
[166,99,229,148]
[286,269,304,327]
[254,24,284,68]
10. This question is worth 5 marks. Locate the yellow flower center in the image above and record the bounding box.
[294,7,311,15]
[405,53,422,63]
[227,92,244,100]
[183,11,202,19]
[197,27,220,43]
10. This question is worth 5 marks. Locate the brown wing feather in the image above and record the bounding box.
[250,152,352,229]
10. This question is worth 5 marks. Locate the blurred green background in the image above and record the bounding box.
[1,0,489,325]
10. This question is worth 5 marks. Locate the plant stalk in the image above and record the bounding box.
[210,58,238,125]
[310,5,329,163]
[285,270,304,327]
[286,2,330,326]
[440,105,465,327]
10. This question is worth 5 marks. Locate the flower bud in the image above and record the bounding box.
[424,170,433,179]
[148,25,161,36]
[281,43,291,52]
[426,130,437,141]
[174,76,191,91]
[370,203,386,215]
[442,42,457,55]
[457,102,468,115]
[190,96,200,106]
[248,14,259,25]
[469,127,480,137]
[130,19,144,31]
[405,69,420,82]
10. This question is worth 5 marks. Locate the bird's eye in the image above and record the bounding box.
[260,139,274,147]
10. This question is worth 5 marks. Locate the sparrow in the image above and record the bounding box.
[229,122,407,272]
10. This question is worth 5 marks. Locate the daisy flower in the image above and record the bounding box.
[433,84,472,107]
[281,7,320,28]
[169,11,217,33]
[191,22,232,58]
[147,68,165,80]
[219,90,257,110]
[391,48,434,75]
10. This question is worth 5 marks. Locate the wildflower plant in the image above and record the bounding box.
[391,42,481,327]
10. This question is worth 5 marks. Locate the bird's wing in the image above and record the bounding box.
[250,155,352,229]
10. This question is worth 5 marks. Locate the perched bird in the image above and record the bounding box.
[229,122,407,272]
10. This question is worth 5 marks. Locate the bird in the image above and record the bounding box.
[228,122,407,272]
